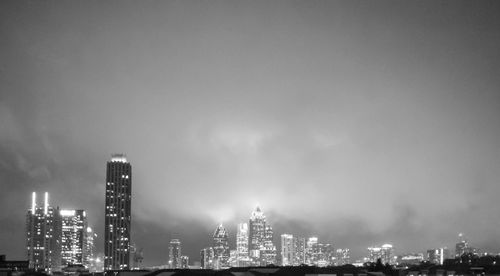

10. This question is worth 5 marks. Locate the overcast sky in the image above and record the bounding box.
[1,0,500,267]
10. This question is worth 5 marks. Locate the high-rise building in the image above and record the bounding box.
[84,227,97,269]
[248,206,276,265]
[200,247,214,269]
[104,154,132,270]
[427,248,449,265]
[213,224,229,269]
[261,225,277,265]
[26,192,62,273]
[168,239,181,269]
[367,244,394,265]
[294,237,306,265]
[334,248,350,266]
[60,210,87,266]
[398,253,424,266]
[248,206,266,264]
[281,234,295,266]
[236,223,250,266]
[305,237,318,265]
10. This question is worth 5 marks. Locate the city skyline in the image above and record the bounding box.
[2,0,500,268]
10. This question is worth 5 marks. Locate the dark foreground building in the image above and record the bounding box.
[104,154,132,270]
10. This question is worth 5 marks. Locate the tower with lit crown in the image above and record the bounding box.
[213,224,229,269]
[248,206,276,265]
[26,192,61,272]
[104,154,132,270]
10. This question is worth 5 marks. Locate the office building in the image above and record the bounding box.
[248,206,276,265]
[294,237,306,265]
[236,223,250,266]
[60,209,87,266]
[180,256,189,269]
[335,248,351,266]
[367,244,394,265]
[104,154,132,270]
[305,237,318,265]
[281,234,295,266]
[84,227,97,269]
[168,239,182,269]
[213,224,229,269]
[427,248,449,265]
[26,192,61,273]
[200,247,214,269]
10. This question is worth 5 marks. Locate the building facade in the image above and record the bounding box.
[104,154,132,270]
[213,224,229,269]
[281,234,295,266]
[236,223,250,266]
[248,206,276,266]
[60,210,87,266]
[26,192,62,273]
[169,239,181,269]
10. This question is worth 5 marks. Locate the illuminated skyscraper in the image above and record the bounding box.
[367,244,394,264]
[294,237,306,265]
[281,234,294,266]
[26,192,61,273]
[168,239,181,269]
[60,209,87,266]
[200,247,214,269]
[84,227,97,269]
[248,206,266,264]
[236,223,250,266]
[104,154,132,270]
[335,248,350,265]
[248,206,276,265]
[213,224,229,269]
[427,248,449,265]
[305,237,318,265]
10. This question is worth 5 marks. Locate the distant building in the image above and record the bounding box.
[248,206,276,266]
[200,247,214,269]
[455,234,477,257]
[281,234,295,266]
[293,237,306,265]
[398,253,424,266]
[104,154,132,270]
[84,227,97,269]
[26,192,61,273]
[168,239,182,269]
[180,256,189,269]
[236,223,250,266]
[305,237,318,265]
[213,224,229,269]
[60,209,87,266]
[367,244,395,265]
[335,248,351,266]
[427,248,449,265]
[312,243,334,267]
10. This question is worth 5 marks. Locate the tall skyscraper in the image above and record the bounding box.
[248,206,276,265]
[168,239,181,269]
[293,237,306,265]
[60,209,87,266]
[200,247,214,269]
[212,224,229,269]
[84,227,97,269]
[305,237,318,265]
[236,223,250,266]
[104,154,132,270]
[26,192,62,273]
[281,234,295,266]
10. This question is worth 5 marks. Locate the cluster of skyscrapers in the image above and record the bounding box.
[26,192,98,273]
[25,154,488,272]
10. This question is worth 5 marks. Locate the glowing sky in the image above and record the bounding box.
[1,0,500,266]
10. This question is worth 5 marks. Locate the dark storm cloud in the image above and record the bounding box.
[2,0,500,266]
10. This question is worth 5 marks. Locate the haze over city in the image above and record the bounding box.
[1,0,500,268]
